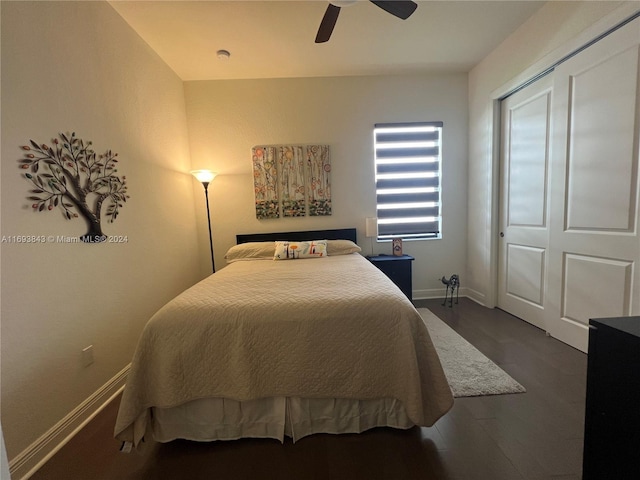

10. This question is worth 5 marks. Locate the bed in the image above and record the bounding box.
[114,228,453,449]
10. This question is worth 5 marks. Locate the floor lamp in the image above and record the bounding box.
[191,170,217,273]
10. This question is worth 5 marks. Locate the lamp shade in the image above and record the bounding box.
[365,217,378,238]
[191,170,217,183]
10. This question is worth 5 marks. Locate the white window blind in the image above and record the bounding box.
[374,122,442,240]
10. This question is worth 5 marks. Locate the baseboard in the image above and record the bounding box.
[413,287,487,306]
[464,288,487,306]
[9,364,130,480]
[413,286,471,301]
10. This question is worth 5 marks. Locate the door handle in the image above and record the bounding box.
[500,232,504,237]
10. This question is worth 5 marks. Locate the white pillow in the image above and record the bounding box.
[326,239,361,255]
[273,240,327,260]
[224,242,275,263]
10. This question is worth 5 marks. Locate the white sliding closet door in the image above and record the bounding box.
[546,19,640,352]
[498,76,553,331]
[498,17,640,352]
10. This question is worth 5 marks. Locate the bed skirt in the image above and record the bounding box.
[149,396,415,444]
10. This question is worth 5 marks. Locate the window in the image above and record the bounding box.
[374,122,442,241]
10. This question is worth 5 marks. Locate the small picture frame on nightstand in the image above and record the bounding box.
[392,238,403,256]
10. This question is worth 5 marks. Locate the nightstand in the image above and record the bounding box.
[367,254,414,302]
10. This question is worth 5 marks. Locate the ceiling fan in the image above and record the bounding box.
[315,0,418,43]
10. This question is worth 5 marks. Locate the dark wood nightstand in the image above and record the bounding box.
[367,254,414,302]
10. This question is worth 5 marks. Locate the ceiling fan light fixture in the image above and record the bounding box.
[316,0,417,44]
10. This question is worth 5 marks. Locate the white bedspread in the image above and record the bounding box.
[114,254,453,446]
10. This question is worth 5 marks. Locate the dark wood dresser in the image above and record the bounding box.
[583,316,640,480]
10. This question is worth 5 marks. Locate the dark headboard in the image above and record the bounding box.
[236,228,357,244]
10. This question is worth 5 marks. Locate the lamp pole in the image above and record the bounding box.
[191,170,217,274]
[202,182,215,273]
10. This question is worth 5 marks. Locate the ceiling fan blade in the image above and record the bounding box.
[370,1,417,20]
[315,4,341,43]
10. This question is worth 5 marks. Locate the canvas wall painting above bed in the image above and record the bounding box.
[252,145,331,219]
[114,228,453,449]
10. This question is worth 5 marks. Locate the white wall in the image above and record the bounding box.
[184,73,469,294]
[466,0,639,306]
[0,0,202,469]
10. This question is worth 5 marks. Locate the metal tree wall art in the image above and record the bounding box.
[18,132,129,243]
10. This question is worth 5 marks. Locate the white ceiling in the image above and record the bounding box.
[109,0,546,81]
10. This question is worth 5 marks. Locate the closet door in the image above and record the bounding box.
[498,76,553,331]
[546,19,640,352]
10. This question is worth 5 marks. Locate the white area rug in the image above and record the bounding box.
[418,308,526,397]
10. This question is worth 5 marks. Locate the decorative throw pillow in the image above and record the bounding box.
[326,239,361,255]
[224,242,275,263]
[273,240,327,260]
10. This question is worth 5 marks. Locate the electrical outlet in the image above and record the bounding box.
[82,345,94,367]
